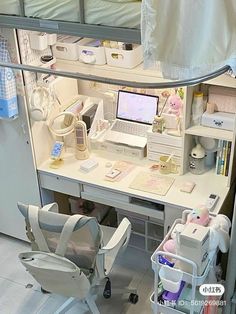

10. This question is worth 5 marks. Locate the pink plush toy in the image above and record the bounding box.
[186,205,210,226]
[168,94,182,116]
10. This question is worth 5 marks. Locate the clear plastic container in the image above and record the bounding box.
[191,92,204,126]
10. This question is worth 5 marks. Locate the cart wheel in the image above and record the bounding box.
[129,293,139,304]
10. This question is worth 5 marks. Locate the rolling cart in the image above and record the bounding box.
[150,211,218,314]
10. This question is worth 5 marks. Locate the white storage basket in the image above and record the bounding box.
[105,44,143,69]
[159,265,183,293]
[78,38,106,65]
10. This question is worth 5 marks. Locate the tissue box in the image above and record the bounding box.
[201,111,235,131]
[177,223,209,276]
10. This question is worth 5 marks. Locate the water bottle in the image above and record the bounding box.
[191,92,204,126]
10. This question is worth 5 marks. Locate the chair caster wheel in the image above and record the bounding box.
[129,293,139,304]
[103,278,111,299]
[41,287,50,294]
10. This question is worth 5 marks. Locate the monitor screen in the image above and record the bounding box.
[116,90,159,124]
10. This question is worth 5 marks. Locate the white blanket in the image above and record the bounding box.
[142,0,236,79]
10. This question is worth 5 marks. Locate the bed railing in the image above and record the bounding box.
[0,0,141,43]
[0,60,230,89]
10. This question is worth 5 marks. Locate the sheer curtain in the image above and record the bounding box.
[141,0,236,79]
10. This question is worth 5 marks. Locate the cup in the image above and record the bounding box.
[159,156,178,174]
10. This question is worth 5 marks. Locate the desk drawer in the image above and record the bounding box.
[39,173,80,197]
[148,143,182,157]
[82,185,130,202]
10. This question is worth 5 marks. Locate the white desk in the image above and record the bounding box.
[37,149,230,235]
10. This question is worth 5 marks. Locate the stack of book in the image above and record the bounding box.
[215,140,231,176]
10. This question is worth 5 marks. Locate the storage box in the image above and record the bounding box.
[177,223,209,276]
[29,32,48,51]
[201,111,236,131]
[208,86,236,114]
[105,44,143,69]
[78,38,106,65]
[147,130,183,148]
[52,35,81,60]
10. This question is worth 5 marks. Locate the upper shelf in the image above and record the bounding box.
[56,60,235,88]
[185,125,234,141]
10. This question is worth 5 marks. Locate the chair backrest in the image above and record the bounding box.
[18,203,103,273]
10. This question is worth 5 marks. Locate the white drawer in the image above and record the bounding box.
[82,185,130,202]
[147,131,182,147]
[39,173,80,197]
[147,143,182,157]
[147,151,181,165]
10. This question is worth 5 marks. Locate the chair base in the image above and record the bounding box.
[54,285,138,314]
[54,295,100,314]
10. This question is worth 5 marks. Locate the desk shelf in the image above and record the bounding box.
[185,125,233,141]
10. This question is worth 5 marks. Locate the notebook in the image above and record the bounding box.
[104,90,159,148]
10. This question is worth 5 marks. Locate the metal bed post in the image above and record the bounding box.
[224,190,236,314]
[79,0,85,24]
[19,0,25,17]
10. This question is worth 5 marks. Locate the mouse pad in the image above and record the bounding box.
[129,171,175,196]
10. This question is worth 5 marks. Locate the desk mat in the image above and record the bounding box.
[129,171,175,196]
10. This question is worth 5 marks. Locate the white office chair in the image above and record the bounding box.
[17,202,138,314]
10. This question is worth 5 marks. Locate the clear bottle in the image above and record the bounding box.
[191,92,204,126]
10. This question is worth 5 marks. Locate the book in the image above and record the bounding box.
[215,140,223,175]
[220,141,227,175]
[225,141,232,177]
[223,141,228,175]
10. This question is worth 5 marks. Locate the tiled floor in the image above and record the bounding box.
[0,234,154,314]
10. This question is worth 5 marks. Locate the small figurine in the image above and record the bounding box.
[152,115,165,133]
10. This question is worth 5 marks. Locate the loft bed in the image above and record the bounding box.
[0,0,141,43]
[0,0,232,87]
[0,2,235,313]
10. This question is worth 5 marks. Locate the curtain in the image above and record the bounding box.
[141,0,236,79]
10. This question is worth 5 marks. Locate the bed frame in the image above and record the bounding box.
[0,3,235,313]
[0,0,141,43]
[0,0,231,87]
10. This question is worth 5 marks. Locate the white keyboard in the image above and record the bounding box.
[111,120,149,137]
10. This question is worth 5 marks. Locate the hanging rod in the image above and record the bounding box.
[0,61,231,89]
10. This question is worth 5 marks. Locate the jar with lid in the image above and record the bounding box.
[189,144,206,175]
[191,92,204,126]
[152,115,165,133]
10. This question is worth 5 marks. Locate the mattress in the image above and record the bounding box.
[0,0,141,29]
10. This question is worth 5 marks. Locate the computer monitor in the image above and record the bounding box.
[116,90,159,125]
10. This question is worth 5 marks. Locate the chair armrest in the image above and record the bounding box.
[98,217,131,254]
[42,203,58,213]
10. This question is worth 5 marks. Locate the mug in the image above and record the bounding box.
[159,155,178,174]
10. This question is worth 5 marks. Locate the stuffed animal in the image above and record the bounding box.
[186,205,210,226]
[208,214,231,254]
[167,94,182,116]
